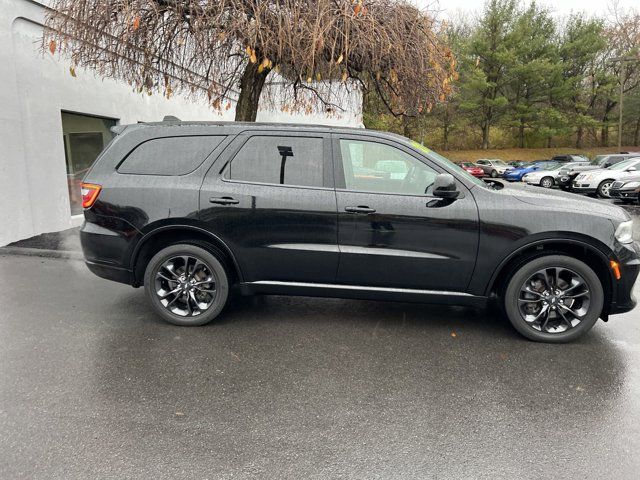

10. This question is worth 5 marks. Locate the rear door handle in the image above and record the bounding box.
[345,205,376,214]
[209,196,239,205]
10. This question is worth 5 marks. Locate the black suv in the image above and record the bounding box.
[80,122,639,342]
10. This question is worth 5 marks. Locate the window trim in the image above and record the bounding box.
[331,134,449,198]
[219,132,333,189]
[116,135,227,177]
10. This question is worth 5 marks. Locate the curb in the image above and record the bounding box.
[0,246,84,261]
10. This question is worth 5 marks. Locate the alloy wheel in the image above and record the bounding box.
[154,255,218,317]
[517,267,590,334]
[541,177,553,188]
[600,181,613,198]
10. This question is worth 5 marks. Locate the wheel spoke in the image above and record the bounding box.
[161,264,180,279]
[523,286,543,298]
[159,286,182,299]
[194,286,216,294]
[559,303,584,319]
[157,272,177,284]
[518,297,542,303]
[184,291,193,315]
[182,256,192,276]
[563,290,589,300]
[557,307,574,329]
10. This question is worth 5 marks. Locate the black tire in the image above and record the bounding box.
[540,176,554,188]
[504,255,603,343]
[597,179,614,198]
[490,169,498,178]
[144,243,229,326]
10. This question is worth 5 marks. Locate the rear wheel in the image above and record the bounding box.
[504,255,603,343]
[597,179,614,198]
[540,176,554,188]
[144,243,229,326]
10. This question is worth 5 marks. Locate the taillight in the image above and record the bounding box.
[81,183,101,209]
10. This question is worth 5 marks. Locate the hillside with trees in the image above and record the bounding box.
[365,0,640,150]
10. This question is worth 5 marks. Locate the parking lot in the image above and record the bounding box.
[0,199,639,479]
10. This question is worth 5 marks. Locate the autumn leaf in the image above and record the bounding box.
[48,39,56,55]
[336,54,344,64]
[341,71,348,82]
[450,332,457,338]
[475,57,480,67]
[257,64,265,74]
[212,98,221,109]
[249,51,257,64]
[354,0,362,15]
[69,66,76,77]
[133,16,140,31]
[316,72,321,81]
[225,101,232,110]
[307,76,312,83]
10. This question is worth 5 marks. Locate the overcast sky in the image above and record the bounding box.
[414,0,638,20]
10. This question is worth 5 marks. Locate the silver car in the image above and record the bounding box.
[475,159,512,178]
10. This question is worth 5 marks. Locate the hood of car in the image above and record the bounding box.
[507,166,537,174]
[505,183,629,222]
[576,169,637,182]
[525,169,558,178]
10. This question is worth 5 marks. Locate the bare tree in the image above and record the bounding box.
[44,0,456,121]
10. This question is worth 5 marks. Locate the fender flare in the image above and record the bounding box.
[130,224,243,283]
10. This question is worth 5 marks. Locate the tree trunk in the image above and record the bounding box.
[634,117,640,147]
[443,123,449,151]
[481,121,490,150]
[518,118,525,149]
[234,62,269,122]
[576,126,583,149]
[601,122,609,147]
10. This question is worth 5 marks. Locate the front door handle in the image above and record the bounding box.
[209,196,239,205]
[345,205,376,214]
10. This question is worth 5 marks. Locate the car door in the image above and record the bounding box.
[199,131,339,283]
[332,134,480,292]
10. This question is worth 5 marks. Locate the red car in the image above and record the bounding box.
[459,162,484,178]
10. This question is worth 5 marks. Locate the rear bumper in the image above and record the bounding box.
[609,188,638,201]
[85,260,134,285]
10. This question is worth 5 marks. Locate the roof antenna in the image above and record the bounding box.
[162,115,181,122]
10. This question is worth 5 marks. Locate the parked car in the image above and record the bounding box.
[503,160,556,182]
[573,157,640,197]
[557,154,639,191]
[610,175,640,204]
[550,154,590,163]
[459,162,485,178]
[475,159,512,178]
[80,121,638,343]
[509,161,528,168]
[523,162,586,188]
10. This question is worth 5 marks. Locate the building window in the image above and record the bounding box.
[61,112,117,214]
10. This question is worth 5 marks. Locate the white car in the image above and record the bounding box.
[573,157,640,198]
[522,162,585,188]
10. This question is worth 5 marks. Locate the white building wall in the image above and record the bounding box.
[0,0,362,246]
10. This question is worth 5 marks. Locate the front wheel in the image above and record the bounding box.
[490,169,498,178]
[504,255,603,343]
[144,243,229,326]
[597,179,614,198]
[540,176,554,188]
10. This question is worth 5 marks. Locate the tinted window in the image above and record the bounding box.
[339,139,438,195]
[119,136,225,175]
[225,136,324,187]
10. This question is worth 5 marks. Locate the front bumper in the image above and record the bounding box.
[572,181,597,194]
[610,188,639,201]
[610,241,640,315]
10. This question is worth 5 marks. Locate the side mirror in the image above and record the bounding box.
[433,173,460,200]
[627,166,637,172]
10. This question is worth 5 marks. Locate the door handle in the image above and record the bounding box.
[345,205,376,214]
[209,196,239,205]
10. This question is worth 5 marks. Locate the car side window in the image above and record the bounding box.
[338,139,438,195]
[118,136,225,175]
[477,160,487,165]
[224,136,324,187]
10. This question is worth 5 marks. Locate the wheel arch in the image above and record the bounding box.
[130,225,243,287]
[487,237,615,313]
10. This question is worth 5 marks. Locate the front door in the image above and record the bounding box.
[333,135,479,292]
[199,131,339,283]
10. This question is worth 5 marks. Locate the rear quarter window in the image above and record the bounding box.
[118,136,225,175]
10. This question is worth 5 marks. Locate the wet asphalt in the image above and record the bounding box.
[1,204,640,479]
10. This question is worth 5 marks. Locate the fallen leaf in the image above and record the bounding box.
[450,332,457,338]
[133,16,141,31]
[69,66,76,77]
[336,54,344,64]
[49,39,56,55]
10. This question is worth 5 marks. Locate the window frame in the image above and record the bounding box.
[116,135,227,177]
[331,133,449,198]
[219,131,334,190]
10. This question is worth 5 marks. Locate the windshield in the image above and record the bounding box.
[492,160,508,166]
[608,158,639,170]
[541,162,561,171]
[410,141,487,188]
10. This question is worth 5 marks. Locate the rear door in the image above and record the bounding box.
[332,134,480,292]
[199,130,339,283]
